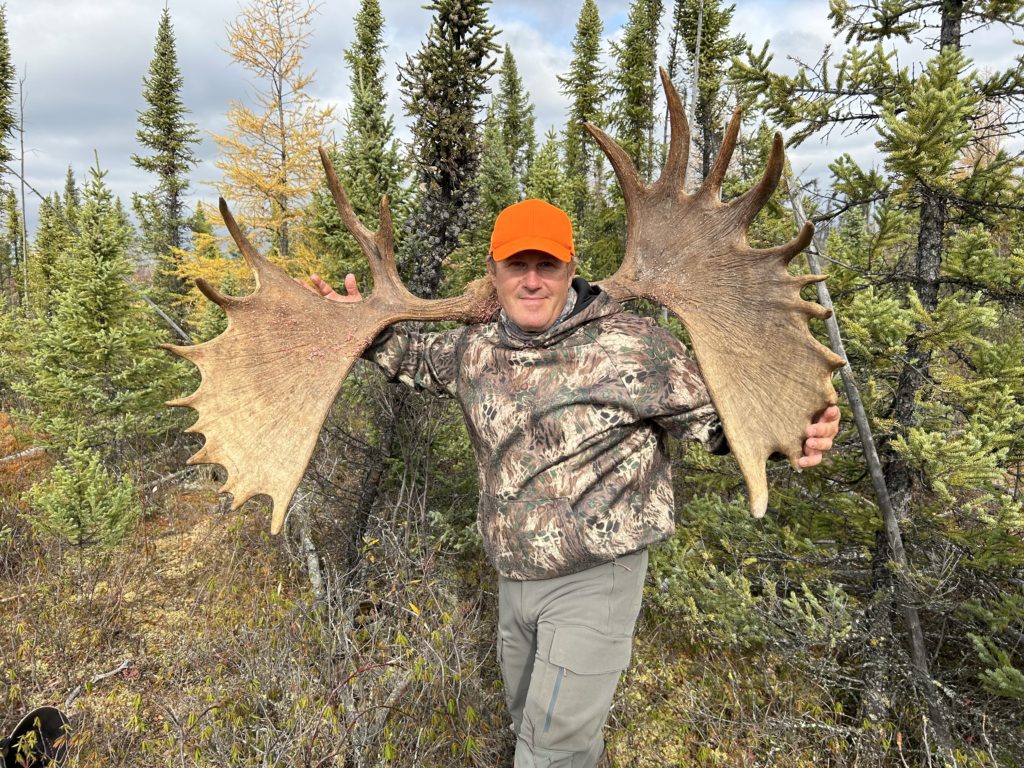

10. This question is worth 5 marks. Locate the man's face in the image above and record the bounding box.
[488,250,576,333]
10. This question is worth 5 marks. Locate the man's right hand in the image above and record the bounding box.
[307,273,362,303]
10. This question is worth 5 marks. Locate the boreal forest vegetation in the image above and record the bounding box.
[2,0,1024,765]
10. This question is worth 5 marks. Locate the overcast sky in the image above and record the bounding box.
[5,0,1022,235]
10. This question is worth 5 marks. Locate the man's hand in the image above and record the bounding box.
[799,405,841,468]
[305,273,362,303]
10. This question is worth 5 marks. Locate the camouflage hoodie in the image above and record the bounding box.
[366,282,724,580]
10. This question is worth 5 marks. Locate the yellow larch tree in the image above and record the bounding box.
[210,0,335,260]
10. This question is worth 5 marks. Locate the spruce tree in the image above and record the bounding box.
[448,105,518,291]
[524,129,567,209]
[558,0,606,265]
[609,0,663,181]
[0,3,16,166]
[397,0,498,297]
[26,169,79,320]
[670,0,745,179]
[733,2,1024,758]
[15,163,183,461]
[306,0,404,286]
[494,45,536,191]
[0,188,17,303]
[131,7,200,303]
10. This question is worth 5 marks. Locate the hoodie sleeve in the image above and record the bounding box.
[362,325,465,398]
[613,320,729,454]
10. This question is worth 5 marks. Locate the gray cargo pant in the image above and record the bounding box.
[497,549,648,768]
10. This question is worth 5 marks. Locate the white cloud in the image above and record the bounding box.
[3,0,1021,236]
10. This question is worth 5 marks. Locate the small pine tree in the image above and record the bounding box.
[131,7,200,304]
[28,442,140,548]
[15,163,184,460]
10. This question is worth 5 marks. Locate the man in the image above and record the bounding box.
[309,199,840,767]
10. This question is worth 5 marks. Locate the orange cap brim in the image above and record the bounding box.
[491,236,574,262]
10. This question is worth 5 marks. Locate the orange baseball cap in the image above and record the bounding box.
[489,199,575,262]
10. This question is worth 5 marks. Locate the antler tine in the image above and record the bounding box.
[194,276,243,310]
[729,132,786,225]
[318,147,410,301]
[220,198,272,288]
[756,220,815,265]
[655,67,690,193]
[583,122,646,209]
[699,106,743,202]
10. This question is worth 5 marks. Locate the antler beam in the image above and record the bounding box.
[164,151,497,534]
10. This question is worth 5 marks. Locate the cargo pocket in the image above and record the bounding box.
[531,624,634,753]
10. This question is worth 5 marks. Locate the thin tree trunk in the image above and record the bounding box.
[348,386,409,572]
[787,175,956,761]
[18,71,27,307]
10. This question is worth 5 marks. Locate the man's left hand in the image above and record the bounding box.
[799,405,841,468]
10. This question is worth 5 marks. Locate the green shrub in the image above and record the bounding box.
[28,445,140,547]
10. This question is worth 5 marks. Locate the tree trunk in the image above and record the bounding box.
[788,175,956,761]
[347,386,409,572]
[878,182,955,759]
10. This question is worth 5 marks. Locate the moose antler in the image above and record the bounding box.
[164,148,497,534]
[587,68,845,517]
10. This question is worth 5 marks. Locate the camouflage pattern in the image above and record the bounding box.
[366,289,724,580]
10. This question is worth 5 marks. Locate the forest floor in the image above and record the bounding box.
[1,412,911,767]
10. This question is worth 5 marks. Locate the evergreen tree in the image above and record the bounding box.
[0,188,17,303]
[213,0,334,258]
[397,0,498,297]
[609,0,663,181]
[29,442,141,548]
[15,164,183,461]
[494,45,536,191]
[306,0,404,287]
[26,169,79,319]
[670,0,745,179]
[448,105,517,291]
[733,2,1024,759]
[561,0,606,222]
[131,7,200,303]
[0,3,16,166]
[524,129,566,209]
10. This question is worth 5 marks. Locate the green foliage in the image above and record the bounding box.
[28,443,140,547]
[877,47,978,187]
[558,0,606,230]
[13,164,184,458]
[0,2,16,166]
[306,0,406,288]
[26,169,79,318]
[447,106,516,293]
[524,129,567,207]
[131,7,200,304]
[494,45,536,190]
[0,186,20,304]
[397,0,498,297]
[609,0,662,181]
[669,0,746,178]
